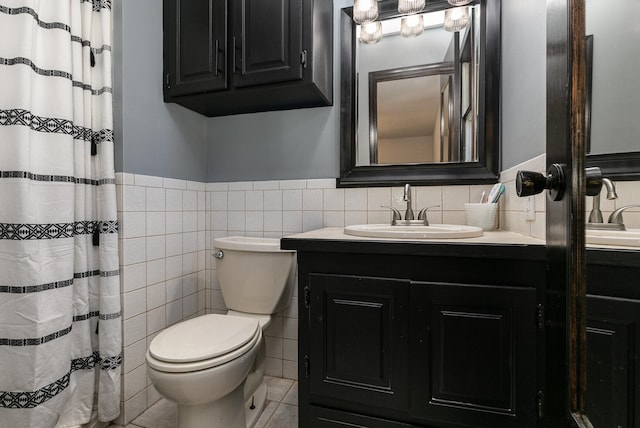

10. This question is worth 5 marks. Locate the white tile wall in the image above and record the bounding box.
[499,154,547,240]
[116,166,640,425]
[115,173,207,425]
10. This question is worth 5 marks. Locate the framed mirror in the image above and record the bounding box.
[338,0,501,187]
[584,0,640,180]
[368,63,455,164]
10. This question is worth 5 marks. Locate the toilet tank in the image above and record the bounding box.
[213,236,296,315]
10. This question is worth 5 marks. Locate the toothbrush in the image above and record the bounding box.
[479,191,486,203]
[488,183,505,203]
[487,184,501,204]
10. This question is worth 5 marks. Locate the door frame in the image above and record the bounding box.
[545,0,591,426]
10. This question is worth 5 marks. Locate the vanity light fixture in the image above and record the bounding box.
[360,21,384,44]
[447,0,473,5]
[444,7,470,32]
[353,0,379,24]
[398,0,426,15]
[400,14,424,38]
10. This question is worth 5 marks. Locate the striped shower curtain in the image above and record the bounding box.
[0,1,122,427]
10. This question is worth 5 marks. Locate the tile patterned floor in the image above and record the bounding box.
[111,377,298,428]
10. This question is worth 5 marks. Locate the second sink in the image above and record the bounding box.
[344,224,484,239]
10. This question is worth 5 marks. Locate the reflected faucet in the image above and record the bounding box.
[607,204,640,230]
[588,177,618,224]
[403,184,414,221]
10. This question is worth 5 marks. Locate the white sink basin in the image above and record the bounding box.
[344,224,484,239]
[586,229,640,247]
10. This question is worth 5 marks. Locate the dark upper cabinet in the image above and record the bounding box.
[232,0,303,88]
[164,0,227,97]
[163,0,332,117]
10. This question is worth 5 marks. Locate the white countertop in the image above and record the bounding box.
[284,227,640,251]
[284,227,546,246]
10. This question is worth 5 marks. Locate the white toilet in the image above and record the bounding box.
[146,236,296,428]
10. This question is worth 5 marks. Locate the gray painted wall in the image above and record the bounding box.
[113,0,547,182]
[500,0,546,170]
[586,0,640,155]
[112,0,207,182]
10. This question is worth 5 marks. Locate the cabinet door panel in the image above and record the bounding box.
[308,405,421,428]
[232,0,303,87]
[309,274,410,413]
[410,282,537,427]
[586,295,640,428]
[165,0,227,96]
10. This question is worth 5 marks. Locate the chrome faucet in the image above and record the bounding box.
[588,177,618,224]
[403,183,415,221]
[382,184,439,225]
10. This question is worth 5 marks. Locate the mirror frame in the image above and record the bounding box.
[338,0,502,187]
[585,152,640,180]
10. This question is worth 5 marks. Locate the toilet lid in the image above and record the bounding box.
[149,314,260,363]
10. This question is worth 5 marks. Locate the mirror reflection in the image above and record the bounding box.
[355,5,481,167]
[585,0,640,156]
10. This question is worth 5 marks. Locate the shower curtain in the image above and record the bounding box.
[0,1,121,427]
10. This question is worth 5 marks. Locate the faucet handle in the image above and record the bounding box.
[380,205,402,225]
[417,205,440,225]
[608,205,640,226]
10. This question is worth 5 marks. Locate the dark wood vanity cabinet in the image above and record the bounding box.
[281,239,545,428]
[585,249,640,428]
[163,0,333,117]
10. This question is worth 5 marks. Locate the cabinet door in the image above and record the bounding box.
[308,274,410,413]
[410,282,538,428]
[231,0,303,88]
[164,0,227,97]
[586,295,640,428]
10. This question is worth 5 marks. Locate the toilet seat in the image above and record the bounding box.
[147,314,261,373]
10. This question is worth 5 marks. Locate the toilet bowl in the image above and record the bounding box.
[146,236,296,428]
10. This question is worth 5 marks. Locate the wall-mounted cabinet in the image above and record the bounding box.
[163,0,333,117]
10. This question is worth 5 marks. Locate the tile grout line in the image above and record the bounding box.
[262,380,295,427]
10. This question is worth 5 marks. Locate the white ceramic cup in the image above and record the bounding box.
[464,203,498,231]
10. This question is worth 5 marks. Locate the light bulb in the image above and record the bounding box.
[360,21,383,44]
[357,0,373,11]
[400,14,424,38]
[447,0,473,6]
[353,0,378,24]
[444,7,470,32]
[364,22,379,34]
[398,0,426,15]
[406,14,420,27]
